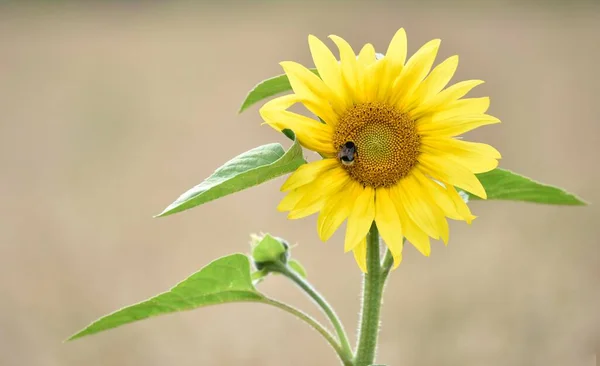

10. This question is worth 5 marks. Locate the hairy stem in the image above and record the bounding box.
[380,248,394,285]
[265,262,354,364]
[354,223,386,366]
[264,297,351,365]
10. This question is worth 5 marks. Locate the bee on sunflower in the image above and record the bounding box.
[260,29,501,271]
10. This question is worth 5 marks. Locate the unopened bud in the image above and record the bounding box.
[250,233,290,270]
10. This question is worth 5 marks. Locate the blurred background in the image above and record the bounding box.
[1,1,599,365]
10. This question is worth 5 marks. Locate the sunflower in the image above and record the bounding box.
[259,29,501,272]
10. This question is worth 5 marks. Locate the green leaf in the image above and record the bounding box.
[471,168,587,205]
[68,254,265,341]
[288,259,307,279]
[156,131,306,217]
[239,69,319,113]
[251,269,269,284]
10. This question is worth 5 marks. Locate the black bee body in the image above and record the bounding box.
[338,141,356,166]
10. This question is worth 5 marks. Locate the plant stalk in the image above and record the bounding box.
[354,223,389,366]
[266,262,354,365]
[264,297,352,365]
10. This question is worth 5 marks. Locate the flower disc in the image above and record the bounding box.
[332,102,420,188]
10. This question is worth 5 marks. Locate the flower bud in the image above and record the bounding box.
[250,233,290,270]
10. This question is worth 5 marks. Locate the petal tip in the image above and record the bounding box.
[465,215,477,224]
[307,34,321,47]
[392,256,403,269]
[279,61,295,70]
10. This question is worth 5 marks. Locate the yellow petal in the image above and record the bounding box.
[407,177,448,244]
[344,186,375,252]
[261,109,336,155]
[390,185,431,256]
[407,55,459,109]
[356,43,376,100]
[396,176,444,240]
[280,61,342,121]
[260,93,338,127]
[317,181,360,241]
[418,114,501,137]
[375,188,404,268]
[428,138,502,159]
[446,184,476,223]
[389,39,441,107]
[411,80,484,119]
[329,35,361,101]
[287,199,325,219]
[376,28,407,101]
[421,139,500,174]
[364,58,390,102]
[278,180,321,213]
[294,167,350,211]
[308,35,350,108]
[385,28,408,69]
[430,97,490,121]
[402,212,431,256]
[352,237,368,273]
[281,159,339,191]
[260,94,301,111]
[438,213,449,244]
[280,182,328,219]
[389,249,403,269]
[411,168,464,221]
[277,187,305,212]
[357,43,376,67]
[419,154,487,199]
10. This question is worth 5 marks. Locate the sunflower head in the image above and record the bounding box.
[259,29,501,272]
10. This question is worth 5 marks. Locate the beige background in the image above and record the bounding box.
[1,1,599,365]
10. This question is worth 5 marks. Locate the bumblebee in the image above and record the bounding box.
[338,141,356,166]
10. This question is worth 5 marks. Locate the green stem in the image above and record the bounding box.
[380,248,394,284]
[266,262,354,364]
[263,297,351,365]
[354,223,387,366]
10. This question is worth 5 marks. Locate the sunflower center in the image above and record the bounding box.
[333,102,420,188]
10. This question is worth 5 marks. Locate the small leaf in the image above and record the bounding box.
[251,269,269,285]
[68,254,265,341]
[156,131,306,217]
[472,168,587,205]
[239,69,318,113]
[288,259,307,279]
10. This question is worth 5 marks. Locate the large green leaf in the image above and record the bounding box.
[239,69,318,113]
[472,168,586,205]
[156,131,306,217]
[68,254,265,341]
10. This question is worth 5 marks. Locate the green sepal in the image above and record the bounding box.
[288,259,307,279]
